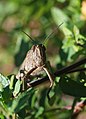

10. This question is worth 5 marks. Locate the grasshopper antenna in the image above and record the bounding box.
[43,22,64,45]
[22,30,35,42]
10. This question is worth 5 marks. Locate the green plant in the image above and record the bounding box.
[0,0,86,119]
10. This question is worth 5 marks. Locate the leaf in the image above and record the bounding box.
[56,0,66,3]
[73,25,79,41]
[14,38,29,66]
[1,86,12,103]
[62,39,75,61]
[13,79,21,97]
[35,107,44,118]
[0,114,4,119]
[8,88,35,114]
[48,94,56,106]
[62,27,72,37]
[73,26,79,37]
[8,74,16,90]
[0,74,9,92]
[71,50,83,60]
[51,7,69,28]
[62,37,74,49]
[59,76,86,97]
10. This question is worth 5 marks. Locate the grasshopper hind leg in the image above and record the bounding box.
[43,66,54,100]
[43,67,54,88]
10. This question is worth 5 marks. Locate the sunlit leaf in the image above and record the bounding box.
[56,0,66,3]
[62,27,72,37]
[0,74,9,92]
[73,25,79,41]
[51,7,69,28]
[8,74,16,90]
[0,114,5,119]
[13,79,21,97]
[35,107,44,118]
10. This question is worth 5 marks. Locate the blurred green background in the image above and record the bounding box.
[0,0,86,119]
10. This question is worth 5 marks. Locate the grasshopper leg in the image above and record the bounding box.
[43,67,54,88]
[43,65,54,100]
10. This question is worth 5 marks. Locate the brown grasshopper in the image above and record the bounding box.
[16,23,63,93]
[16,42,54,89]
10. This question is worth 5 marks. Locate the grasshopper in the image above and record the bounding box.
[16,23,63,97]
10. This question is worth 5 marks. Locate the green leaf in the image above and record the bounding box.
[56,0,66,3]
[51,7,69,28]
[1,86,12,103]
[0,114,5,119]
[9,75,15,90]
[73,25,79,41]
[59,76,86,97]
[35,107,44,118]
[73,26,79,36]
[8,88,35,114]
[0,74,9,92]
[15,38,30,67]
[71,50,83,60]
[62,27,72,37]
[62,38,74,49]
[48,94,56,106]
[62,39,75,61]
[13,79,21,97]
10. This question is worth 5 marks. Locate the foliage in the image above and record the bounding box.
[0,0,86,119]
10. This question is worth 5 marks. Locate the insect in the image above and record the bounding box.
[16,23,63,96]
[16,42,54,88]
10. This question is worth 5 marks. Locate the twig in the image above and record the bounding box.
[54,57,86,76]
[65,68,86,74]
